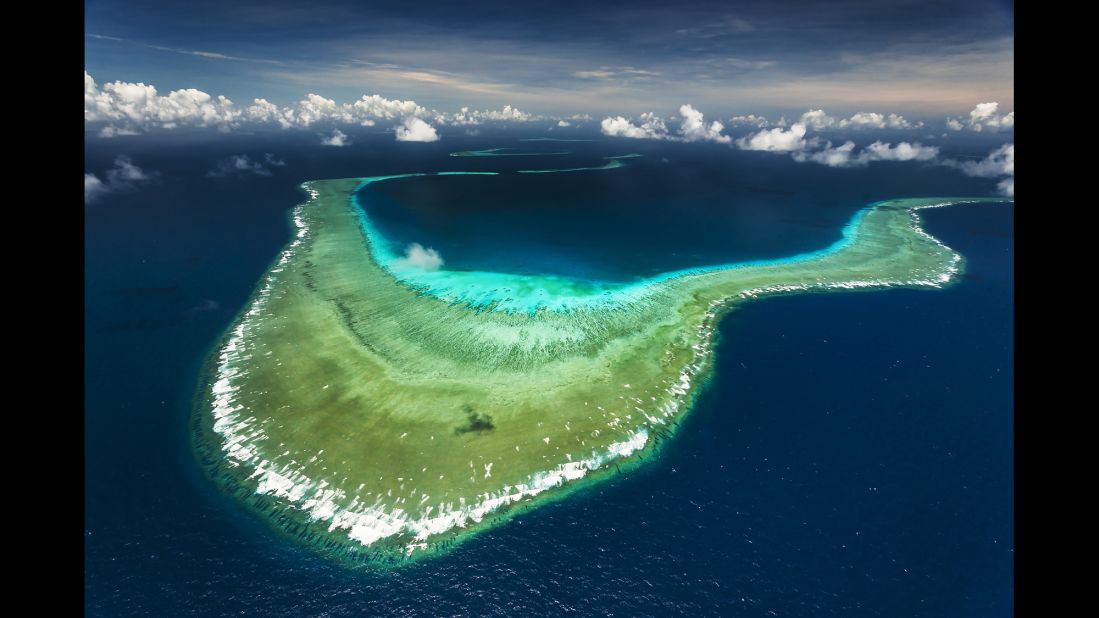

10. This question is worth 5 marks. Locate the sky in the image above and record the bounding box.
[84,0,1014,198]
[85,0,1014,118]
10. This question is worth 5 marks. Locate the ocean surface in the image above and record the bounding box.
[85,127,1013,616]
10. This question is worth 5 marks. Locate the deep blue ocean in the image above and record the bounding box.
[85,126,1013,616]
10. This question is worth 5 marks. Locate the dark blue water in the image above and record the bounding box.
[86,129,1012,616]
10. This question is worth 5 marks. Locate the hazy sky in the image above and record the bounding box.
[84,0,1014,119]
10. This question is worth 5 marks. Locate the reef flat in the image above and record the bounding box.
[449,147,570,157]
[519,138,595,142]
[516,154,640,175]
[192,175,1007,567]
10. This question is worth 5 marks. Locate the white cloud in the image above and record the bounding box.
[244,98,283,124]
[955,142,1013,196]
[844,112,886,128]
[84,156,154,204]
[208,154,278,177]
[85,174,107,204]
[601,112,669,139]
[86,71,441,136]
[799,109,835,130]
[729,114,769,127]
[557,120,571,127]
[98,126,141,137]
[957,143,1014,178]
[677,104,731,143]
[249,93,428,129]
[352,94,428,121]
[736,123,810,152]
[791,140,938,168]
[861,140,939,161]
[573,67,661,81]
[574,70,615,79]
[799,109,920,131]
[393,243,444,270]
[782,137,1008,196]
[395,117,440,142]
[601,105,730,143]
[847,112,919,129]
[481,105,532,121]
[108,156,151,182]
[85,72,240,135]
[946,102,1014,132]
[296,94,347,126]
[436,105,535,125]
[321,128,350,146]
[793,140,858,167]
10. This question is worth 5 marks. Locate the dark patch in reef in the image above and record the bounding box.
[454,405,496,436]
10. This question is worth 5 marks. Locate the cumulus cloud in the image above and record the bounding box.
[798,109,920,130]
[729,114,769,127]
[799,110,834,131]
[242,98,281,124]
[787,139,1011,196]
[792,140,858,167]
[108,156,151,183]
[601,112,669,139]
[792,140,939,167]
[480,105,532,121]
[956,143,1014,177]
[392,243,444,271]
[947,102,1014,132]
[86,71,440,139]
[436,105,534,126]
[736,123,810,152]
[208,154,282,177]
[321,128,350,146]
[948,143,1013,196]
[84,156,154,204]
[557,120,571,127]
[677,104,731,143]
[85,174,107,204]
[600,105,730,143]
[395,117,440,142]
[849,112,918,129]
[86,72,240,136]
[862,141,939,162]
[245,93,427,129]
[98,126,141,137]
[352,94,428,121]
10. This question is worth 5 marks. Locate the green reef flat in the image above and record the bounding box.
[449,147,570,157]
[192,174,1007,567]
[517,159,625,174]
[519,138,595,142]
[516,154,640,174]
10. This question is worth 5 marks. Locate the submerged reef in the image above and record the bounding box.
[449,147,570,157]
[192,174,1007,567]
